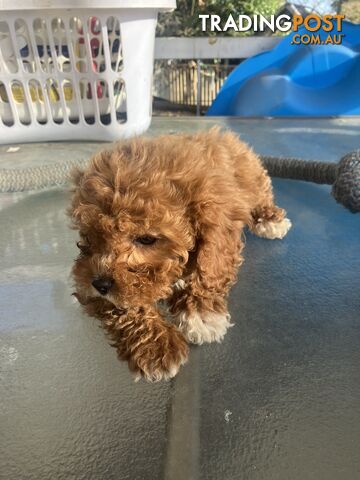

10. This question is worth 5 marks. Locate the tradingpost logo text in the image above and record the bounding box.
[199,14,346,45]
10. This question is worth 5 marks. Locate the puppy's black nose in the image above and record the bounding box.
[92,277,113,295]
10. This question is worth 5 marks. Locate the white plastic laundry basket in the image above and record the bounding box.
[0,0,175,144]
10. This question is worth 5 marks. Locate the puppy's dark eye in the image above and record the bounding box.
[76,241,90,255]
[135,235,157,246]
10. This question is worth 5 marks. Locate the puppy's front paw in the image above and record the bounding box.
[175,310,233,345]
[131,323,189,382]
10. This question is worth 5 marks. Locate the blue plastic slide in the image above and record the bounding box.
[207,20,360,117]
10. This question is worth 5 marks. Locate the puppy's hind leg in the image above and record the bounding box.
[250,204,292,240]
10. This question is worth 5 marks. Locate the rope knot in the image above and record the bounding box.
[332,151,360,214]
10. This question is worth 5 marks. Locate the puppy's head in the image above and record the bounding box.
[68,143,194,309]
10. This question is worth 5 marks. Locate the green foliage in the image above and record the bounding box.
[242,0,284,16]
[157,0,283,36]
[340,0,360,22]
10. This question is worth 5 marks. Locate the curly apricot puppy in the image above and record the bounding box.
[69,127,291,381]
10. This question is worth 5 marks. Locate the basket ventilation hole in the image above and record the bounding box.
[114,80,127,124]
[63,80,79,125]
[0,81,14,126]
[88,17,102,72]
[51,18,69,71]
[15,19,35,73]
[80,79,95,125]
[11,80,31,125]
[29,79,47,124]
[0,21,18,73]
[33,18,53,73]
[106,17,123,72]
[46,78,63,124]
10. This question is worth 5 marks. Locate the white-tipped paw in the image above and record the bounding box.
[175,311,233,345]
[252,217,292,240]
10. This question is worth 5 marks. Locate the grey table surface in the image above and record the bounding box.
[0,117,359,480]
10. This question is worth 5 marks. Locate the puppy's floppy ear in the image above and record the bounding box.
[186,200,248,299]
[194,220,242,294]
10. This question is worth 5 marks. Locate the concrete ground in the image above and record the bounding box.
[0,117,359,480]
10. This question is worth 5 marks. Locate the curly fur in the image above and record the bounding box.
[68,127,291,381]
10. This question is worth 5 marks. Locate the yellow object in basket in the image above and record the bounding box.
[63,85,73,101]
[3,83,74,104]
[0,84,9,102]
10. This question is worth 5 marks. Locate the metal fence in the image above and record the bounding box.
[153,60,236,114]
[153,37,281,115]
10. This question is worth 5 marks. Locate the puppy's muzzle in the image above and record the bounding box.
[92,277,114,296]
